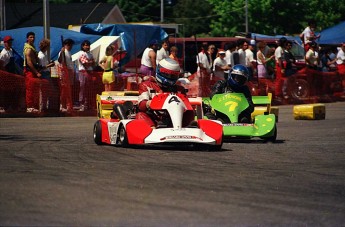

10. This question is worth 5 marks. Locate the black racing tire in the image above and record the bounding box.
[209,135,223,151]
[262,125,277,143]
[97,102,101,119]
[290,79,309,100]
[93,120,103,145]
[118,124,129,148]
[208,143,223,151]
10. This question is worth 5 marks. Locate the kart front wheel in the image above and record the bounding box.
[263,126,277,143]
[93,120,103,145]
[118,125,129,147]
[208,144,222,151]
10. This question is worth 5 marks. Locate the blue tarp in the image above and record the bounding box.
[251,33,302,45]
[319,21,345,45]
[80,23,168,64]
[0,26,101,61]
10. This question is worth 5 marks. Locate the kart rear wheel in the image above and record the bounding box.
[118,124,129,147]
[93,120,103,145]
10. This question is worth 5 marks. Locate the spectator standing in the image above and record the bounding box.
[305,41,322,96]
[196,43,212,96]
[282,41,298,98]
[0,35,25,112]
[0,36,15,73]
[224,41,237,79]
[274,37,287,99]
[207,44,216,70]
[256,41,274,79]
[213,49,230,82]
[77,40,95,112]
[283,41,297,76]
[23,31,49,113]
[99,45,115,91]
[58,38,75,113]
[38,38,55,111]
[156,40,169,65]
[301,20,321,52]
[245,40,256,80]
[336,43,345,90]
[140,39,158,76]
[196,43,211,73]
[237,39,248,66]
[266,48,276,78]
[169,46,179,62]
[305,41,318,70]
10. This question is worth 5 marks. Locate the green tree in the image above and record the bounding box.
[103,0,166,22]
[206,0,345,37]
[44,0,345,37]
[169,0,214,37]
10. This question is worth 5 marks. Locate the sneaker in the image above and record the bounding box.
[0,107,5,113]
[27,108,39,113]
[79,105,85,112]
[73,102,82,110]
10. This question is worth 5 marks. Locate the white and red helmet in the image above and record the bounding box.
[156,58,180,88]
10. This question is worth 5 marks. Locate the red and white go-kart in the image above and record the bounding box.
[93,91,223,151]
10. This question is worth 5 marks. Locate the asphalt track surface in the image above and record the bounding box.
[1,102,345,226]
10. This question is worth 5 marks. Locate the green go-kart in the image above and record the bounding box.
[203,93,277,142]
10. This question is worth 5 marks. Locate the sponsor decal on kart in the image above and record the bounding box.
[108,122,120,143]
[223,123,254,126]
[161,135,203,140]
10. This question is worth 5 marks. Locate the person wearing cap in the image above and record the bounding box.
[0,36,15,73]
[213,49,230,82]
[0,35,25,113]
[58,38,75,113]
[140,39,158,76]
[245,39,257,80]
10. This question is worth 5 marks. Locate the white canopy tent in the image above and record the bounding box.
[72,36,121,65]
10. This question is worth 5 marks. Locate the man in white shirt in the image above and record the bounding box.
[224,41,237,79]
[245,40,256,80]
[301,20,320,52]
[336,43,345,91]
[237,39,248,66]
[156,40,169,65]
[140,40,158,76]
[0,36,15,73]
